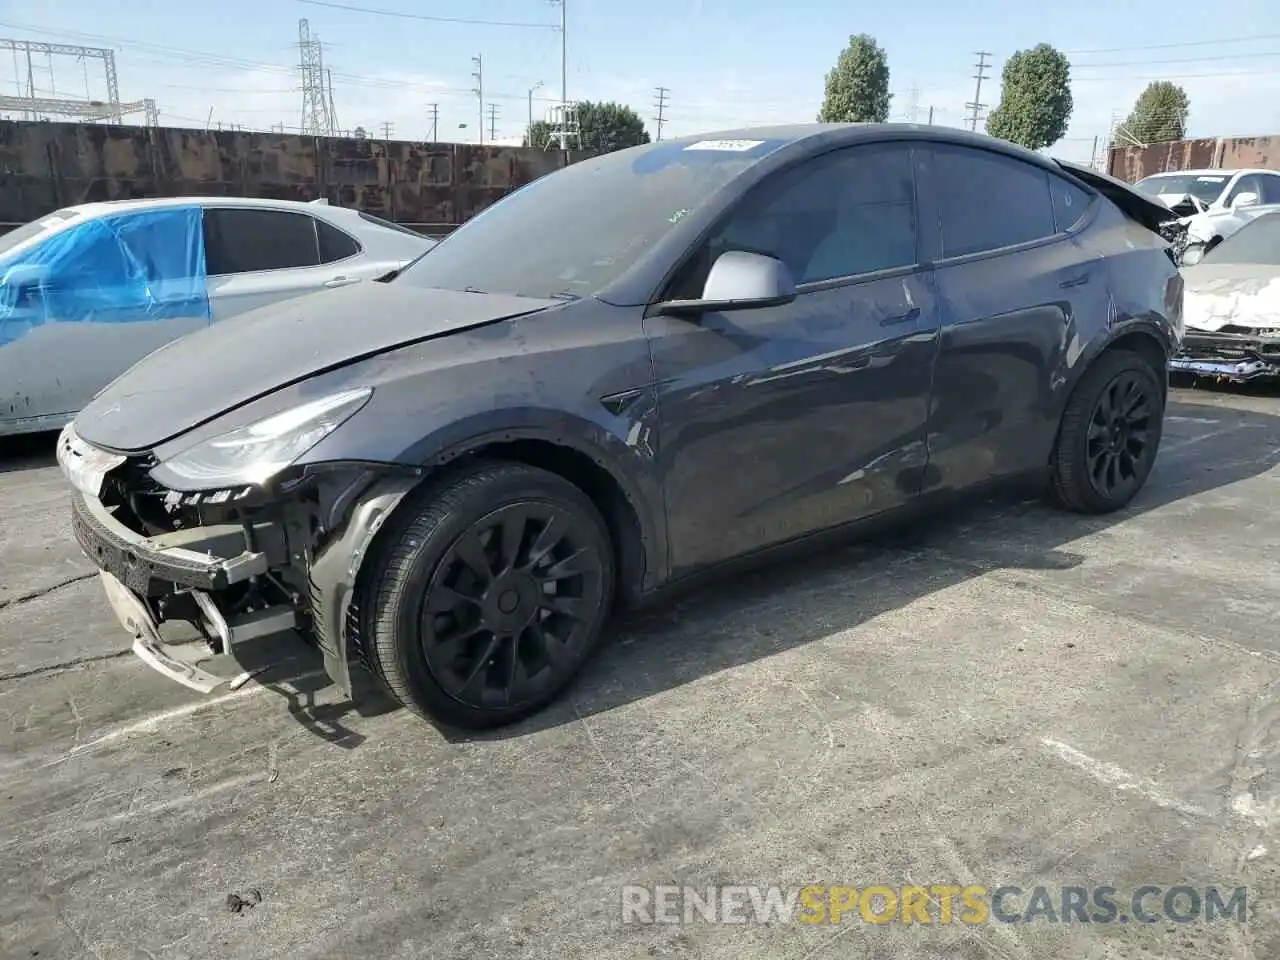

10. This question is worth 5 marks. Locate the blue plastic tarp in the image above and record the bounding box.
[0,205,211,348]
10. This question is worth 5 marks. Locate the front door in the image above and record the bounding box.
[645,142,941,576]
[917,144,1113,492]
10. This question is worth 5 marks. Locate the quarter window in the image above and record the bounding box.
[203,208,321,275]
[1050,175,1093,233]
[317,218,361,262]
[932,146,1058,258]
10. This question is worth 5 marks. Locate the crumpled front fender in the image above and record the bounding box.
[308,474,420,696]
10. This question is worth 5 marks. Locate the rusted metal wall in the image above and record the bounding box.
[0,120,597,227]
[1107,135,1280,182]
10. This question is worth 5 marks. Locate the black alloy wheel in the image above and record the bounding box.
[420,500,606,711]
[361,461,615,728]
[1050,348,1165,514]
[1083,369,1153,504]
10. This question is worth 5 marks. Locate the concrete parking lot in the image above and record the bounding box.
[3,386,1280,960]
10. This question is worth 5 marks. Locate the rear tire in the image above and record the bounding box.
[1050,349,1165,514]
[361,461,616,729]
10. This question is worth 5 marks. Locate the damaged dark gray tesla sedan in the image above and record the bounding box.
[58,124,1184,729]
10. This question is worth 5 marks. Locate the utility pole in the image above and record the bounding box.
[381,120,394,139]
[965,51,991,132]
[527,80,543,135]
[471,55,484,144]
[653,86,669,141]
[551,0,568,152]
[927,105,934,125]
[486,102,499,142]
[428,102,438,141]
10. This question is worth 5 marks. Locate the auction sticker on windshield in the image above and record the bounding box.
[684,139,765,152]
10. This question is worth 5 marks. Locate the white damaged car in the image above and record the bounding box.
[1133,168,1280,260]
[1170,209,1280,382]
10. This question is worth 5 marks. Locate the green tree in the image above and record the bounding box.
[525,100,650,152]
[1119,81,1190,145]
[985,43,1073,150]
[818,34,891,123]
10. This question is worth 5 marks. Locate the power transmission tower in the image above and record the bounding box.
[653,86,669,141]
[471,55,484,145]
[325,67,338,135]
[381,120,394,139]
[428,103,439,141]
[0,38,157,124]
[486,103,499,141]
[298,19,334,135]
[965,51,991,132]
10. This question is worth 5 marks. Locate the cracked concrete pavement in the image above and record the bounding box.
[3,387,1280,959]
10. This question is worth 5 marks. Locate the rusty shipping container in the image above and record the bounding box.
[0,119,597,230]
[1107,134,1280,182]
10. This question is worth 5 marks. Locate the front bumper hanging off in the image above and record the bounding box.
[69,489,296,693]
[1169,328,1280,382]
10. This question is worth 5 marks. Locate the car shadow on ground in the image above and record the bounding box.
[0,430,57,472]
[453,395,1280,743]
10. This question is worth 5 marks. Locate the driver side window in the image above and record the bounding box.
[664,144,919,300]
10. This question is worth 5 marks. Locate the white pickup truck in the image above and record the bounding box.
[1133,167,1280,260]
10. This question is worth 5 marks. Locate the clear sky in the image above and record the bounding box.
[1,0,1279,163]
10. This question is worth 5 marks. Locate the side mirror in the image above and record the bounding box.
[1232,191,1259,210]
[653,250,797,317]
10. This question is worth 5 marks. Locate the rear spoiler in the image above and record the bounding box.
[1054,159,1177,234]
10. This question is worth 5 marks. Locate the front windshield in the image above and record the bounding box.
[0,209,80,259]
[1134,173,1230,205]
[1200,212,1280,265]
[396,138,790,300]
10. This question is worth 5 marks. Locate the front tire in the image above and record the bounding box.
[1050,349,1165,514]
[362,461,616,729]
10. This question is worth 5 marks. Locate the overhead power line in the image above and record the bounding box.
[294,0,558,29]
[1074,50,1280,69]
[1065,33,1280,55]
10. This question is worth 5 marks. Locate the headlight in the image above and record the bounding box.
[150,387,372,490]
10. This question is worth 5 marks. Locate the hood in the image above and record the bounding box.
[74,282,559,452]
[1180,264,1280,332]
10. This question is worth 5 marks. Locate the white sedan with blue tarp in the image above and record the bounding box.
[0,196,435,437]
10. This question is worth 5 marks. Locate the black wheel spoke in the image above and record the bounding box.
[539,547,591,581]
[530,619,570,670]
[453,530,493,584]
[425,584,480,614]
[528,513,570,566]
[541,595,586,620]
[497,512,527,574]
[458,633,502,694]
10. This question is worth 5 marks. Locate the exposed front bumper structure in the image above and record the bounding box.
[70,489,299,692]
[1169,329,1280,382]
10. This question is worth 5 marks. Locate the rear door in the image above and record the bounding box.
[204,207,367,319]
[917,144,1112,492]
[646,141,941,574]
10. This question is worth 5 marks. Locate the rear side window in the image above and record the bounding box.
[1050,175,1093,232]
[317,219,360,262]
[204,208,320,274]
[932,146,1058,258]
